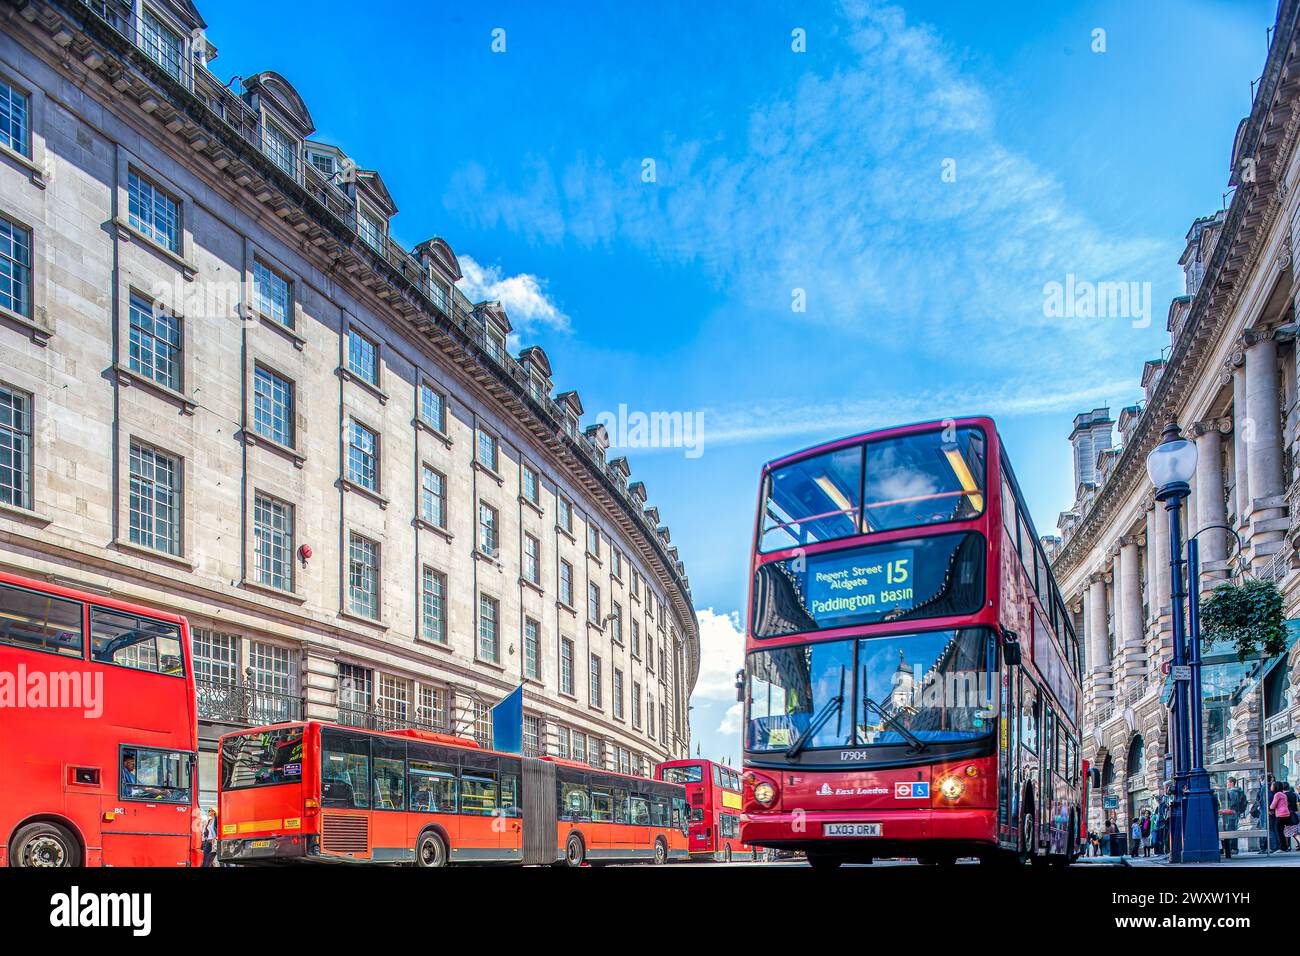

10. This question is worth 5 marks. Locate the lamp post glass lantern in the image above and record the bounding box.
[1144,422,1220,864]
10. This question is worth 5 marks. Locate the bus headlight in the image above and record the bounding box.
[938,776,965,801]
[753,782,777,807]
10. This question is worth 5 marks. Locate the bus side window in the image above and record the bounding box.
[321,730,370,809]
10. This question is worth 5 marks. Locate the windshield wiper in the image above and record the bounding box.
[861,696,928,753]
[785,694,844,760]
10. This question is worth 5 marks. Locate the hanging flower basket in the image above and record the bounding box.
[1199,579,1288,662]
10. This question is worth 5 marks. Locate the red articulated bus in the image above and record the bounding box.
[656,758,758,861]
[740,417,1084,868]
[219,721,692,866]
[0,570,199,867]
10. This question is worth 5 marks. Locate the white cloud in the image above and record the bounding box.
[444,0,1170,388]
[718,702,744,735]
[455,253,571,338]
[693,607,746,702]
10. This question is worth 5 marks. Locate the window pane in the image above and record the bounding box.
[252,260,291,328]
[862,427,986,532]
[0,215,31,317]
[129,442,181,555]
[253,494,293,591]
[253,367,293,446]
[0,582,82,657]
[347,330,377,384]
[121,746,192,804]
[321,730,369,809]
[760,446,862,551]
[0,384,31,509]
[0,80,29,156]
[128,293,181,390]
[347,535,379,618]
[421,567,447,644]
[90,607,185,676]
[127,171,179,251]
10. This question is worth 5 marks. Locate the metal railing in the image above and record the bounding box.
[196,677,303,726]
[335,703,446,735]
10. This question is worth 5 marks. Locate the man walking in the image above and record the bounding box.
[1221,776,1246,858]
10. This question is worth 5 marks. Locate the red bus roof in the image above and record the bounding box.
[0,568,189,624]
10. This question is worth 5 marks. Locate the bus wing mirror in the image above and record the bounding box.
[1002,630,1022,666]
[735,669,745,703]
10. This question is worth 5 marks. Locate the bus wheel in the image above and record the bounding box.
[12,822,80,868]
[806,851,843,870]
[724,844,732,863]
[565,833,586,867]
[1019,809,1037,864]
[415,831,447,868]
[654,838,668,865]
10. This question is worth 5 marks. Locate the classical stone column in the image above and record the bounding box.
[1119,536,1146,688]
[1232,357,1250,526]
[1244,329,1287,565]
[1147,497,1172,659]
[1192,420,1229,570]
[1086,572,1113,706]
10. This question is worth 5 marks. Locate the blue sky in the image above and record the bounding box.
[200,0,1275,765]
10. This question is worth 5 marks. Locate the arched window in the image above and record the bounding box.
[1126,735,1145,779]
[1100,754,1115,789]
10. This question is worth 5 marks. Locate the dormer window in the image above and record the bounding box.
[308,150,336,177]
[140,8,184,82]
[485,329,506,364]
[358,204,386,253]
[264,121,298,180]
[429,277,450,315]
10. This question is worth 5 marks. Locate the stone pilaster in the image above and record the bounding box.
[1244,328,1288,567]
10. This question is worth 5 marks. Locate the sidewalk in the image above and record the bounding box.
[1078,849,1300,867]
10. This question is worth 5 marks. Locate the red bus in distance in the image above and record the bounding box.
[0,570,199,867]
[219,721,691,866]
[741,417,1084,868]
[656,758,758,861]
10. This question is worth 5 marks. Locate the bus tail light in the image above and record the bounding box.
[304,798,320,816]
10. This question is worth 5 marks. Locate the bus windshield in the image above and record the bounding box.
[759,427,986,552]
[746,628,997,755]
[221,726,306,790]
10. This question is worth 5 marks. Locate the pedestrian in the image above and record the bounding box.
[1270,780,1290,852]
[1140,810,1152,857]
[1285,783,1300,851]
[1154,790,1169,856]
[1129,816,1141,858]
[201,806,218,867]
[1222,775,1246,859]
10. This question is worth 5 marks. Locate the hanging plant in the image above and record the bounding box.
[1198,578,1288,661]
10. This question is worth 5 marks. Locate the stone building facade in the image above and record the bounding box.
[0,0,699,806]
[1051,0,1300,840]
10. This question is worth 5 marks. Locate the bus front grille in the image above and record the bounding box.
[321,814,370,855]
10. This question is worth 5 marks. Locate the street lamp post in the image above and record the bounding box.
[1145,422,1221,864]
[1184,524,1240,862]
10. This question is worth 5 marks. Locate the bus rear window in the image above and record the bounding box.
[221,727,305,790]
[659,764,703,784]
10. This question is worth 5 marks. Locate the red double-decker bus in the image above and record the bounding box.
[0,570,199,867]
[656,758,758,861]
[219,721,691,866]
[740,418,1083,868]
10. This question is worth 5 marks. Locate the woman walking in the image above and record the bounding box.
[1270,780,1291,852]
[1285,783,1300,851]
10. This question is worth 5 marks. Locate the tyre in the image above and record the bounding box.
[415,830,447,868]
[12,821,80,868]
[654,837,668,865]
[565,833,585,867]
[1019,807,1037,864]
[806,851,843,870]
